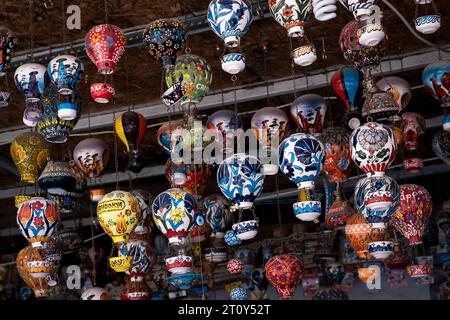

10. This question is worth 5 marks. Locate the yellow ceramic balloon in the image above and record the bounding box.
[97,190,141,243]
[10,132,49,183]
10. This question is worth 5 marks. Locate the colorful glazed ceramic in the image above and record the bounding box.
[401,112,426,151]
[344,212,371,259]
[232,219,259,240]
[221,53,246,74]
[293,200,321,221]
[319,127,352,183]
[165,273,200,290]
[90,82,115,103]
[47,192,80,214]
[265,255,303,300]
[0,90,11,108]
[292,44,317,66]
[368,241,393,260]
[165,54,212,106]
[227,258,244,274]
[81,287,110,300]
[415,14,441,34]
[290,94,327,134]
[217,153,265,209]
[422,60,450,108]
[331,67,362,111]
[97,190,141,243]
[47,54,84,97]
[121,279,152,300]
[279,133,325,189]
[376,76,412,110]
[14,63,48,103]
[119,239,153,278]
[17,197,59,248]
[16,246,49,298]
[152,188,197,245]
[406,264,432,278]
[268,0,313,37]
[325,193,354,230]
[85,24,126,75]
[432,130,450,166]
[230,287,248,300]
[362,75,399,121]
[207,0,253,48]
[143,19,187,68]
[357,20,385,47]
[10,131,49,184]
[206,109,243,152]
[203,194,232,238]
[0,27,16,76]
[339,0,375,19]
[204,246,228,262]
[73,138,110,178]
[38,160,77,195]
[391,184,432,246]
[350,122,397,176]
[90,188,106,202]
[165,255,193,274]
[224,230,242,246]
[339,20,386,69]
[22,101,42,127]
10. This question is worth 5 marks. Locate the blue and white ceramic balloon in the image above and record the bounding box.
[217,153,265,210]
[230,287,248,300]
[354,175,399,226]
[221,53,246,74]
[47,54,84,96]
[293,200,322,221]
[207,0,253,48]
[224,230,242,246]
[279,133,325,190]
[202,194,232,238]
[14,63,49,103]
[368,241,393,260]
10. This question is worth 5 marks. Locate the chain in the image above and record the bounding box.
[262,43,270,107]
[232,75,238,117]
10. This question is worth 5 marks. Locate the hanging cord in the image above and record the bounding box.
[380,0,450,53]
[28,0,34,61]
[275,174,282,229]
[61,0,67,54]
[288,37,298,99]
[113,111,120,190]
[104,0,109,24]
[90,203,97,286]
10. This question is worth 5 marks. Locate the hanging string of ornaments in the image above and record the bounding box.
[1,0,449,300]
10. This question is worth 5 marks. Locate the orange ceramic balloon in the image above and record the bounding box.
[344,212,371,259]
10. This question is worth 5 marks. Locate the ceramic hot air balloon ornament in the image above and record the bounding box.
[73,138,110,178]
[350,122,397,177]
[17,197,59,248]
[251,107,290,175]
[10,132,49,184]
[47,54,84,97]
[401,112,426,151]
[331,67,365,131]
[290,94,327,135]
[265,255,303,300]
[165,160,211,197]
[115,111,147,173]
[207,110,243,153]
[318,127,352,183]
[85,24,126,75]
[391,184,432,246]
[344,211,371,259]
[16,246,50,298]
[152,188,201,246]
[268,0,312,38]
[0,27,17,76]
[278,133,325,221]
[14,63,49,103]
[143,19,187,107]
[203,194,233,238]
[165,54,213,107]
[432,130,450,166]
[376,76,412,112]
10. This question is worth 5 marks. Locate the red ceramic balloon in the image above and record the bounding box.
[264,255,302,300]
[391,184,432,246]
[85,24,126,75]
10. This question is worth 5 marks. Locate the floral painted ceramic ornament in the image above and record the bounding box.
[422,60,450,108]
[224,230,242,246]
[361,75,399,121]
[118,239,153,278]
[350,122,397,176]
[331,67,365,131]
[207,0,253,48]
[227,258,244,274]
[207,109,243,153]
[121,278,152,300]
[339,20,386,70]
[391,184,432,246]
[14,63,49,103]
[354,174,399,226]
[73,138,110,178]
[217,153,265,210]
[432,130,450,166]
[165,54,212,106]
[85,24,126,75]
[202,194,232,238]
[90,82,115,103]
[265,255,302,300]
[81,287,111,300]
[376,76,412,111]
[414,0,441,34]
[10,131,49,184]
[318,127,352,183]
[97,190,141,243]
[47,54,84,97]
[279,133,325,220]
[17,197,59,248]
[190,223,208,242]
[0,27,16,76]
[345,212,371,259]
[230,287,248,300]
[16,246,49,298]
[38,160,77,195]
[290,94,327,135]
[115,111,147,173]
[368,241,393,260]
[251,106,290,175]
[268,0,313,37]
[401,112,426,151]
[152,188,198,246]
